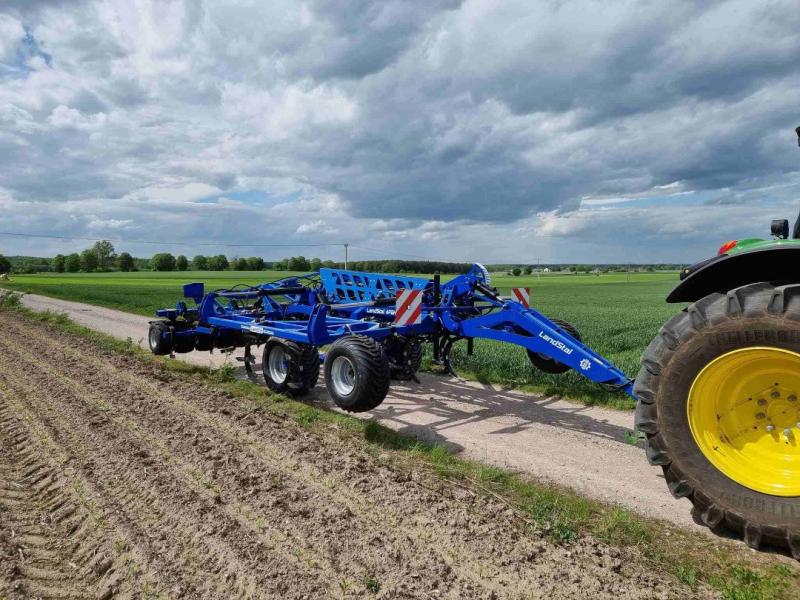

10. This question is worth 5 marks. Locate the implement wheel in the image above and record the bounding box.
[262,339,320,397]
[527,319,582,374]
[635,283,800,557]
[384,336,423,381]
[148,321,172,355]
[324,335,390,412]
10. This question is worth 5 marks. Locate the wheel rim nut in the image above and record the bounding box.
[784,429,793,438]
[757,398,767,406]
[756,412,766,420]
[771,390,781,399]
[766,425,775,432]
[789,395,797,403]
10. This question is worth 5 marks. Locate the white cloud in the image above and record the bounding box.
[0,0,798,264]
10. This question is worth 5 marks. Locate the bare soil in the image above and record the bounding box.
[0,311,713,599]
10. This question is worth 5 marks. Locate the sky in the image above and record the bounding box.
[1,0,799,264]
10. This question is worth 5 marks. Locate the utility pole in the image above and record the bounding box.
[344,243,349,270]
[537,257,540,280]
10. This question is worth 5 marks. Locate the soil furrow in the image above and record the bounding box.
[0,324,501,598]
[0,344,329,599]
[0,386,138,600]
[0,310,707,599]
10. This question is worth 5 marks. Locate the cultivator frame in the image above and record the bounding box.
[150,263,634,410]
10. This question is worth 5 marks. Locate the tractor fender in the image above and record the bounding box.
[667,246,800,303]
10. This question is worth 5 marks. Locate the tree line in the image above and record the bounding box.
[1,243,686,275]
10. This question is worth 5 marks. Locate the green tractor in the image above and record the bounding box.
[635,127,800,557]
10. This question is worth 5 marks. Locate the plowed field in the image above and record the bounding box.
[0,311,707,599]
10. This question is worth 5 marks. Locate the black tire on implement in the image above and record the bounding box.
[148,321,172,355]
[262,339,320,397]
[634,282,800,558]
[527,318,582,374]
[384,336,423,380]
[324,335,390,412]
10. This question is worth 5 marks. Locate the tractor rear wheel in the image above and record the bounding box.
[324,335,390,412]
[148,321,172,355]
[527,319,582,374]
[635,283,800,557]
[262,339,320,397]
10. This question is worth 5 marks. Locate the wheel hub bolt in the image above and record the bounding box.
[766,425,776,432]
[756,412,766,420]
[771,390,781,399]
[757,398,767,406]
[789,395,798,403]
[784,429,793,438]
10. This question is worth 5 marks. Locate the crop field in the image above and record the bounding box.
[1,270,683,407]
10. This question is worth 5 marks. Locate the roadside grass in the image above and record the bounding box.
[2,290,797,599]
[1,270,680,408]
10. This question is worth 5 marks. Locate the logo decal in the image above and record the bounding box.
[538,331,573,355]
[580,359,591,371]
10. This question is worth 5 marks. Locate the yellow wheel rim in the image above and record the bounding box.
[688,347,800,496]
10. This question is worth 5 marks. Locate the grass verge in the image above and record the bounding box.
[1,289,797,599]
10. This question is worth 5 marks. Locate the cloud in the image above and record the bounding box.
[0,0,798,264]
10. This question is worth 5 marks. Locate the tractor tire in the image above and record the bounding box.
[148,321,172,355]
[384,337,423,380]
[527,319,582,374]
[635,282,800,558]
[262,339,320,397]
[324,335,390,413]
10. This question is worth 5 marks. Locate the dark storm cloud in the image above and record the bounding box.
[0,0,798,261]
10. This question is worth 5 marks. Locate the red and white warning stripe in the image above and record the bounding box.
[395,289,423,326]
[512,287,530,308]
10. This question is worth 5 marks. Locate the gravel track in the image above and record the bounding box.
[0,310,711,598]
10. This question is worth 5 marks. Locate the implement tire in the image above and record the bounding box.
[527,319,582,374]
[324,335,390,412]
[262,339,320,397]
[148,321,172,356]
[635,283,800,558]
[384,337,423,381]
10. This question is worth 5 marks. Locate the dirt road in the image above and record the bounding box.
[17,292,699,532]
[0,308,709,599]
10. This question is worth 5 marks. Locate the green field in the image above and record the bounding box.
[1,270,683,408]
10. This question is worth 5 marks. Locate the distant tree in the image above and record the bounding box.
[287,256,310,271]
[53,254,66,273]
[93,240,116,271]
[176,255,188,271]
[118,252,135,272]
[151,253,177,271]
[0,254,10,274]
[310,257,322,271]
[247,256,265,271]
[80,249,98,272]
[192,255,208,270]
[234,257,249,271]
[274,258,289,271]
[65,253,81,273]
[511,267,522,276]
[523,266,533,275]
[208,254,229,271]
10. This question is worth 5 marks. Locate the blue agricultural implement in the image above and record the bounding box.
[149,263,634,412]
